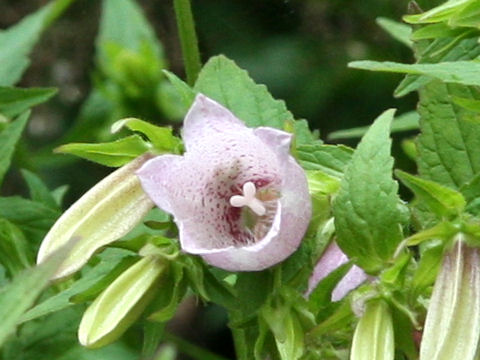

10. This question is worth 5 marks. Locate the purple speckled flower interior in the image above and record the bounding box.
[136,94,311,271]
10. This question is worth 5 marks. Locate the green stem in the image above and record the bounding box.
[173,0,202,86]
[163,332,229,360]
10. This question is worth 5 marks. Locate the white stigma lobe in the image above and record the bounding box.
[229,181,266,216]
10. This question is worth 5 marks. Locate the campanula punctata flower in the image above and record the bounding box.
[137,94,311,271]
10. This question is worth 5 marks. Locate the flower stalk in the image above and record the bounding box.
[173,0,201,86]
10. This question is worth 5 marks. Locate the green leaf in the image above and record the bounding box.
[21,169,58,210]
[194,55,310,140]
[394,37,480,97]
[233,272,272,319]
[0,196,59,241]
[328,111,419,140]
[111,118,181,154]
[148,265,187,323]
[0,0,74,86]
[396,170,466,218]
[55,135,151,167]
[411,242,443,297]
[460,173,480,214]
[262,305,304,360]
[21,249,135,323]
[306,170,341,196]
[162,69,195,109]
[333,109,403,273]
[350,300,395,360]
[349,60,480,88]
[411,23,466,40]
[0,87,57,118]
[416,81,480,189]
[97,0,164,58]
[0,239,75,347]
[0,219,31,277]
[452,96,480,111]
[0,111,29,186]
[297,144,353,178]
[376,17,412,48]
[450,0,480,27]
[403,0,472,24]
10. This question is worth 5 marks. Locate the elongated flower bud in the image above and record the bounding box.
[350,299,394,360]
[420,236,480,360]
[78,255,167,348]
[37,154,154,280]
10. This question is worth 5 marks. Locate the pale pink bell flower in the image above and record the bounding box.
[137,94,311,271]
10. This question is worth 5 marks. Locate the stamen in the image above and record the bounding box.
[229,181,266,216]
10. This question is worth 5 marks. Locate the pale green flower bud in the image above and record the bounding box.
[78,255,167,348]
[37,154,154,280]
[420,235,480,360]
[350,299,394,360]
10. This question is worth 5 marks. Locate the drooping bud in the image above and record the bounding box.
[37,154,154,280]
[350,299,394,360]
[78,254,167,348]
[420,235,480,360]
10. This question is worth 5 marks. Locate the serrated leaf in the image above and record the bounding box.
[396,170,466,218]
[194,55,315,145]
[333,109,403,273]
[0,87,57,118]
[376,17,412,48]
[417,81,480,189]
[0,0,73,86]
[297,144,353,178]
[0,111,29,186]
[328,111,419,140]
[0,239,75,347]
[55,135,151,167]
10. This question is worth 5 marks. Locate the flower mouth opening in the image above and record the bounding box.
[227,181,279,247]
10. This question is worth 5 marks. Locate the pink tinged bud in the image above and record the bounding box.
[420,237,480,360]
[137,94,311,271]
[306,241,368,301]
